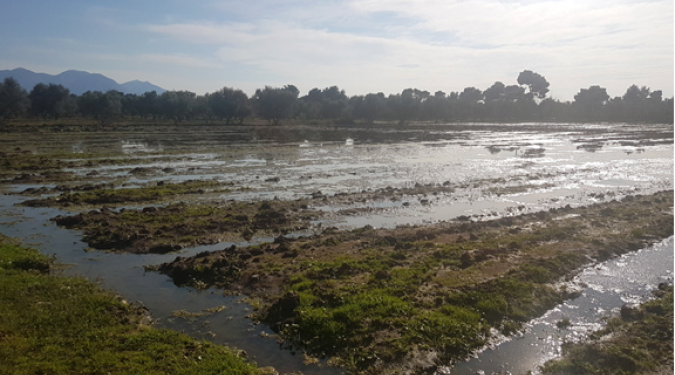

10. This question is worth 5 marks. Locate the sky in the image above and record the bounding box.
[0,0,672,101]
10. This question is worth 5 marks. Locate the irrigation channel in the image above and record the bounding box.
[0,122,672,374]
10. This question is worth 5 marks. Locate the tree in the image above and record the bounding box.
[573,85,609,120]
[574,86,609,106]
[483,82,505,102]
[306,88,323,103]
[318,86,348,119]
[252,85,298,125]
[56,93,79,118]
[459,87,483,103]
[159,91,196,123]
[78,90,123,125]
[539,97,569,121]
[298,86,348,120]
[139,91,161,120]
[359,93,387,123]
[621,85,653,123]
[622,85,650,103]
[456,87,484,120]
[648,90,662,102]
[388,88,429,124]
[191,95,213,123]
[503,85,526,101]
[0,77,29,124]
[121,94,141,118]
[517,70,550,100]
[208,87,251,124]
[29,83,70,120]
[423,91,449,122]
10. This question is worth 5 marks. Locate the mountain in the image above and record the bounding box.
[118,80,165,95]
[0,68,166,95]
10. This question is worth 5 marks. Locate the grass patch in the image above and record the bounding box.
[142,191,674,373]
[541,285,674,374]
[0,235,261,375]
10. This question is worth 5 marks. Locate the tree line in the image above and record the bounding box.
[0,70,672,125]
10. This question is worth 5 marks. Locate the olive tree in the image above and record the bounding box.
[252,85,298,125]
[78,90,123,125]
[0,77,29,124]
[29,83,70,120]
[208,87,251,124]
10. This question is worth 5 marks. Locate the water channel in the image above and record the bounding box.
[448,236,674,375]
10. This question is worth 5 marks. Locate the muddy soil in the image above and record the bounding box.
[19,180,234,208]
[38,177,562,254]
[1,122,672,375]
[147,191,673,373]
[50,200,322,254]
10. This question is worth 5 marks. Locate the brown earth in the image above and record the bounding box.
[144,191,673,373]
[51,200,322,254]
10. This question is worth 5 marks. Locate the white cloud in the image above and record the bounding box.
[142,0,672,99]
[138,53,223,69]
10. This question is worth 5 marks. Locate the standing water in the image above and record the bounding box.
[449,236,674,375]
[0,123,672,373]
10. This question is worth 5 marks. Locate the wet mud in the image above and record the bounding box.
[1,122,672,374]
[20,180,233,207]
[51,200,321,254]
[147,191,673,373]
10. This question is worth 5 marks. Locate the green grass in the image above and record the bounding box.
[132,190,675,373]
[0,235,261,375]
[262,246,592,370]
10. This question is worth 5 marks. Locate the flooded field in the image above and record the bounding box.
[0,122,672,374]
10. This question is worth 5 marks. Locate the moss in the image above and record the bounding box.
[0,235,261,375]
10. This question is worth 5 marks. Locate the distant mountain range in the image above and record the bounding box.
[0,68,166,95]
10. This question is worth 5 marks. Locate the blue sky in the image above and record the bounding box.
[1,0,672,100]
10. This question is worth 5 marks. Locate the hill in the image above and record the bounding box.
[0,68,166,95]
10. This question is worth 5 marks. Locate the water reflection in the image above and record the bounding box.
[0,194,338,375]
[576,143,604,152]
[1,123,673,374]
[486,146,501,154]
[449,237,674,375]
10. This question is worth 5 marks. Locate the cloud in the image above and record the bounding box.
[2,0,670,98]
[349,0,671,46]
[145,21,481,92]
[141,0,672,99]
[138,53,223,69]
[145,22,257,45]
